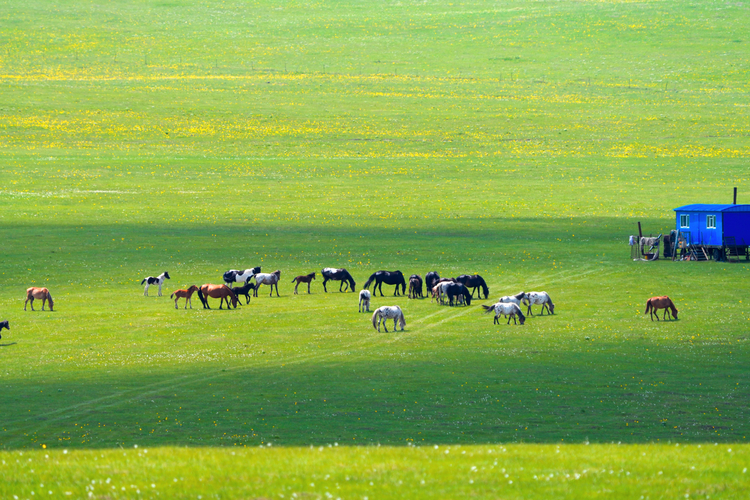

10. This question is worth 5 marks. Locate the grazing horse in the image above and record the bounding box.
[141,272,170,296]
[231,282,256,305]
[24,287,53,311]
[523,291,555,316]
[482,302,526,325]
[223,267,261,286]
[171,285,199,309]
[408,274,423,299]
[456,274,490,299]
[645,296,679,321]
[364,270,407,297]
[254,270,281,297]
[321,268,356,292]
[372,306,406,332]
[0,320,8,339]
[291,272,316,294]
[445,282,472,306]
[425,271,441,292]
[197,284,239,310]
[359,289,371,312]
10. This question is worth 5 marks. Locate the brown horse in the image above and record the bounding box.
[291,272,316,294]
[25,287,53,311]
[197,284,239,310]
[171,285,199,309]
[645,296,679,321]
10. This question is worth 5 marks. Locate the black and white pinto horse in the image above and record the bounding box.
[456,274,490,299]
[425,271,441,292]
[372,306,406,332]
[523,291,555,315]
[358,289,371,312]
[445,282,472,306]
[254,270,281,297]
[223,267,261,286]
[363,270,407,297]
[0,320,8,339]
[321,268,356,292]
[141,272,170,296]
[482,302,526,325]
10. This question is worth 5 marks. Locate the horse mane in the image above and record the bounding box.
[515,305,526,322]
[307,272,316,279]
[668,298,679,315]
[514,292,525,300]
[345,271,356,291]
[479,277,489,298]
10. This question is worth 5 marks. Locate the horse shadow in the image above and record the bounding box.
[0,342,18,347]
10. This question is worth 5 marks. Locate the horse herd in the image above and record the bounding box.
[6,267,679,340]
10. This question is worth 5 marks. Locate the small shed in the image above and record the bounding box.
[673,204,750,259]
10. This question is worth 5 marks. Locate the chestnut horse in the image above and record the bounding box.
[24,287,53,311]
[197,284,239,310]
[291,272,316,294]
[645,296,678,321]
[171,285,199,309]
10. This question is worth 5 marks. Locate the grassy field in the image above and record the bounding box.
[1,0,749,497]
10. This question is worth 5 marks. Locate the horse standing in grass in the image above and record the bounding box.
[425,272,441,292]
[482,302,526,325]
[456,274,490,299]
[291,272,316,294]
[372,306,406,332]
[171,285,199,309]
[408,274,423,299]
[141,272,170,296]
[197,284,239,310]
[499,292,526,306]
[223,267,261,287]
[0,320,9,339]
[231,282,256,305]
[445,283,472,306]
[359,289,371,312]
[321,268,356,292]
[254,270,281,297]
[24,287,53,311]
[645,296,678,321]
[364,270,407,297]
[523,291,555,316]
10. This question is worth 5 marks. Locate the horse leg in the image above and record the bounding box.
[275,283,280,297]
[41,297,46,311]
[294,281,298,295]
[187,297,191,309]
[158,283,163,296]
[175,297,179,309]
[307,281,311,294]
[322,278,328,293]
[144,284,149,296]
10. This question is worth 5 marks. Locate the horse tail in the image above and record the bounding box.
[141,278,146,285]
[170,292,175,299]
[371,310,379,329]
[399,311,406,330]
[644,299,651,314]
[291,277,297,283]
[482,304,494,314]
[197,289,205,305]
[363,273,376,290]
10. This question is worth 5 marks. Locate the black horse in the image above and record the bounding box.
[425,271,441,292]
[321,268,356,292]
[231,282,256,305]
[455,274,489,299]
[445,283,472,306]
[0,320,8,339]
[364,270,407,297]
[408,274,423,299]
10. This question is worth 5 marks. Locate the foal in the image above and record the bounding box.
[171,285,199,309]
[0,320,8,339]
[359,289,371,312]
[231,282,256,305]
[25,287,54,311]
[141,272,170,296]
[291,272,316,294]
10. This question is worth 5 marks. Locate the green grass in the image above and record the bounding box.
[1,0,749,497]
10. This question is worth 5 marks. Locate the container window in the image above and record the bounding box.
[680,214,690,228]
[706,214,716,229]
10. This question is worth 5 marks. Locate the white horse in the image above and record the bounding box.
[141,272,170,296]
[432,281,454,305]
[523,291,555,315]
[499,292,525,306]
[359,289,371,312]
[372,306,405,332]
[223,267,261,286]
[482,302,526,325]
[253,270,281,297]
